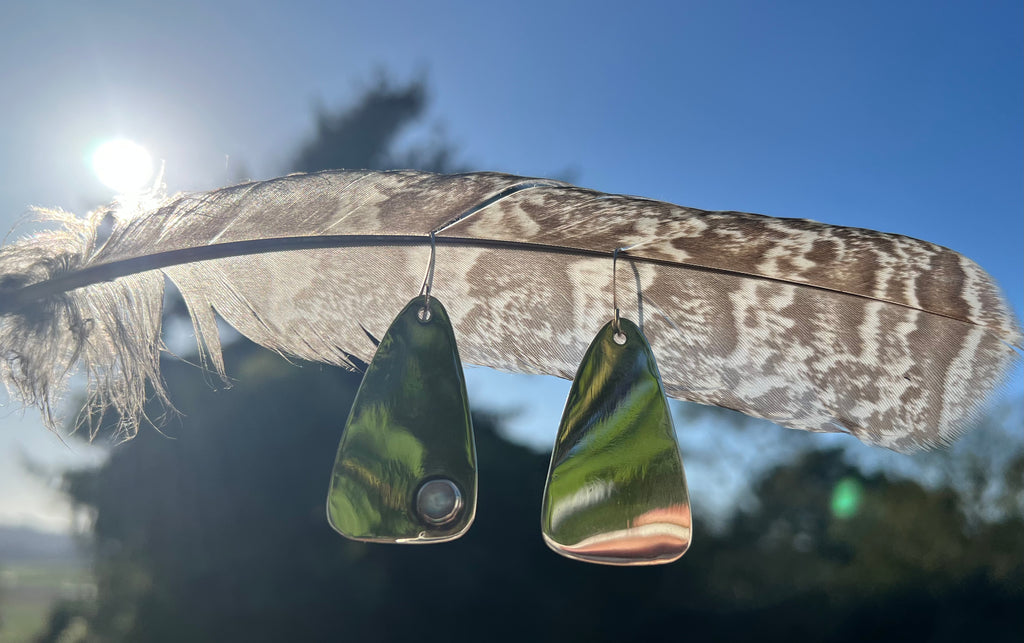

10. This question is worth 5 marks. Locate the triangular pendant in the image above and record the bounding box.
[327,295,477,543]
[541,318,691,565]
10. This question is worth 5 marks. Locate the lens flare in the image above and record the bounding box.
[92,139,154,194]
[830,477,863,519]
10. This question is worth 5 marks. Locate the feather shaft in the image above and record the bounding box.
[1,236,983,326]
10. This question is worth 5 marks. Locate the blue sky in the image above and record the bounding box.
[1,0,1021,531]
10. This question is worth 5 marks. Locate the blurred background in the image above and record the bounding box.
[0,1,1021,641]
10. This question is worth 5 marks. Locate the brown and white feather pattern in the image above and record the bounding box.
[0,170,1019,451]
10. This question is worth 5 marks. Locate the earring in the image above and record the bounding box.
[327,233,477,543]
[541,248,691,565]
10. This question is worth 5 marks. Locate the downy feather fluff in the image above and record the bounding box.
[0,170,1020,451]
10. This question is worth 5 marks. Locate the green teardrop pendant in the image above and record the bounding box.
[327,295,477,543]
[541,318,691,565]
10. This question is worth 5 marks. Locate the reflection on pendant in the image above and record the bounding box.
[327,295,477,543]
[541,318,691,565]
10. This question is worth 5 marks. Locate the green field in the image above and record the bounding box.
[0,563,94,642]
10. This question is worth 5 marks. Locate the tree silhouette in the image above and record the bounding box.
[291,76,459,174]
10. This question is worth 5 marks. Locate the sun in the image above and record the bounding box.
[91,139,154,194]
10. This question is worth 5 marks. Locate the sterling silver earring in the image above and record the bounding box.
[327,234,478,543]
[541,248,691,565]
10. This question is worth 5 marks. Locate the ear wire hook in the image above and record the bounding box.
[418,232,437,322]
[612,247,627,344]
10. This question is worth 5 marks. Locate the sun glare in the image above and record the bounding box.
[91,139,154,194]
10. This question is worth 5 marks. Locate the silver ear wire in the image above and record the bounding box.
[612,247,627,343]
[418,232,437,322]
[419,232,437,300]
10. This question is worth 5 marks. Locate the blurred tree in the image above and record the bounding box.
[45,360,1023,642]
[38,77,1024,642]
[290,75,460,174]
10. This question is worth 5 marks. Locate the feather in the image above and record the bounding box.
[0,170,1020,451]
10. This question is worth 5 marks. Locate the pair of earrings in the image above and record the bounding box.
[325,240,691,565]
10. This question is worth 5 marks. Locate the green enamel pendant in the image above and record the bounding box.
[327,295,477,543]
[541,318,691,565]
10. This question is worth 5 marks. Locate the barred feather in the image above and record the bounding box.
[0,170,1019,450]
